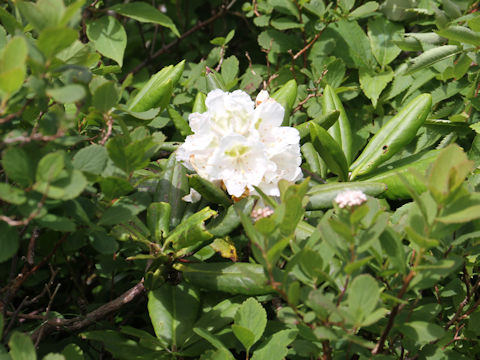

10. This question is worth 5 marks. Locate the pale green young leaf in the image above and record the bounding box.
[86,16,127,67]
[9,332,36,360]
[72,144,108,175]
[37,27,78,59]
[234,298,267,347]
[36,151,65,183]
[46,84,86,104]
[347,274,380,324]
[251,329,298,360]
[359,68,394,107]
[111,2,180,37]
[368,16,403,67]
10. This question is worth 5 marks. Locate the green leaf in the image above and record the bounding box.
[34,169,87,200]
[168,207,215,255]
[188,175,232,207]
[17,0,64,31]
[251,329,298,360]
[0,37,27,95]
[37,27,78,59]
[350,93,432,179]
[407,45,461,74]
[233,298,267,350]
[324,20,376,70]
[437,25,480,47]
[36,214,76,232]
[397,321,445,346]
[92,81,120,113]
[322,85,353,165]
[179,262,273,296]
[0,222,19,263]
[42,354,65,360]
[347,274,380,325]
[148,283,200,348]
[0,183,26,205]
[128,60,184,112]
[232,325,256,352]
[428,144,473,203]
[296,111,340,141]
[9,332,36,360]
[86,16,127,67]
[268,0,299,18]
[46,84,86,103]
[99,176,134,200]
[36,151,65,183]
[106,136,155,174]
[167,106,192,137]
[309,123,349,181]
[271,79,297,125]
[111,2,180,37]
[271,17,303,30]
[348,2,379,19]
[193,328,235,359]
[221,56,239,90]
[306,182,386,210]
[437,205,480,223]
[359,68,394,107]
[99,195,148,226]
[405,226,439,250]
[2,147,36,187]
[147,202,171,241]
[89,231,118,254]
[61,344,84,360]
[72,144,108,175]
[367,16,403,67]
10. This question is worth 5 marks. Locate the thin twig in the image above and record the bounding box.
[31,280,145,343]
[126,0,238,78]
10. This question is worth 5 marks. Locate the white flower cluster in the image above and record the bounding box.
[251,207,275,222]
[334,190,367,208]
[176,89,302,198]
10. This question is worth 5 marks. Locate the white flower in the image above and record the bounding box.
[176,89,302,198]
[182,188,201,203]
[334,190,367,208]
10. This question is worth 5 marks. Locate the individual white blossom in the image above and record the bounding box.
[176,89,302,198]
[334,190,368,208]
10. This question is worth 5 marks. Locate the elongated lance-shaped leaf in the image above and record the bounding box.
[437,25,480,47]
[128,60,184,111]
[271,79,297,125]
[406,45,462,74]
[309,122,349,181]
[306,181,387,210]
[296,110,340,142]
[322,85,353,164]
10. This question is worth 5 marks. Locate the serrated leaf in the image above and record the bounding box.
[72,144,108,175]
[233,298,267,351]
[87,16,126,67]
[368,16,403,67]
[359,68,394,107]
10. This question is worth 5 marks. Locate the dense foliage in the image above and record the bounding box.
[1,0,480,359]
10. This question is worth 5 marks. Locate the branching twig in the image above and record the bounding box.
[126,0,238,78]
[31,280,145,343]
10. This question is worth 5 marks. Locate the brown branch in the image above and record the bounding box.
[31,280,145,343]
[2,128,65,145]
[126,0,238,77]
[292,33,320,61]
[0,99,32,124]
[372,269,415,355]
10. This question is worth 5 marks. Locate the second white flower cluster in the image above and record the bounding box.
[176,89,302,198]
